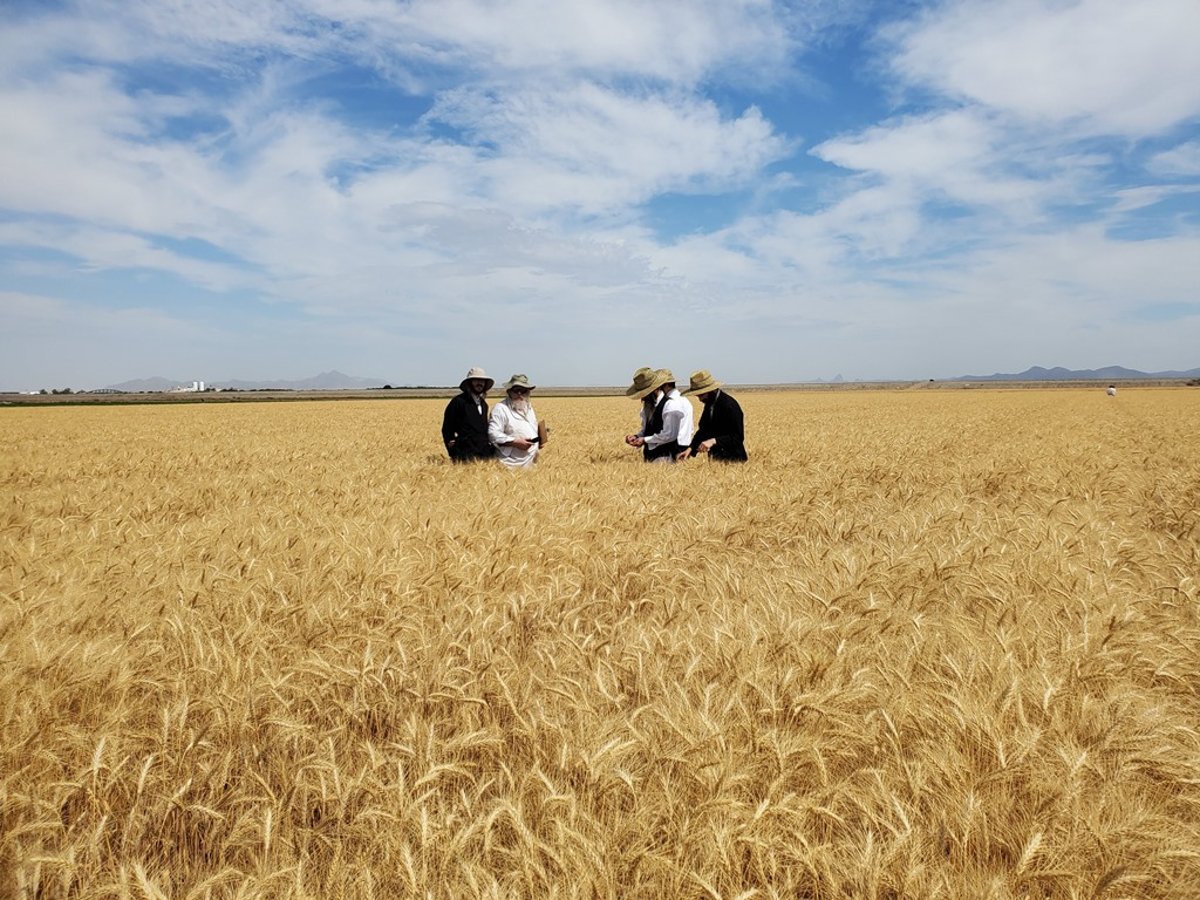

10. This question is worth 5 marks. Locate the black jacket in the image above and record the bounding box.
[442,392,493,461]
[690,390,747,461]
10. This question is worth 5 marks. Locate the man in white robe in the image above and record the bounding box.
[488,374,542,468]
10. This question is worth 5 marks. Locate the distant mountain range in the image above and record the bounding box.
[105,370,390,392]
[954,365,1200,381]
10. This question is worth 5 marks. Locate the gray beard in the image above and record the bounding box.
[510,397,530,415]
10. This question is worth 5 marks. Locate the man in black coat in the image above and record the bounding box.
[442,367,495,462]
[679,370,747,462]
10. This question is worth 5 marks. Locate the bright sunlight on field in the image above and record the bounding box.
[3,388,1199,898]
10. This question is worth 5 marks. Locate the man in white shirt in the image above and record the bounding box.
[630,369,694,463]
[488,374,542,468]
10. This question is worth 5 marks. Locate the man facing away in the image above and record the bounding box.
[628,368,694,463]
[489,374,541,468]
[678,369,747,462]
[442,367,495,462]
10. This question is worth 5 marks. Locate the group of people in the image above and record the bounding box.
[442,369,546,468]
[623,367,747,463]
[441,365,747,468]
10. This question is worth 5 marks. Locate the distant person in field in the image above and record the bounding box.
[489,374,542,468]
[442,367,495,462]
[627,368,693,463]
[1107,384,1117,396]
[677,370,747,462]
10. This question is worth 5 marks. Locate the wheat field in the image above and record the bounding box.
[2,388,1199,898]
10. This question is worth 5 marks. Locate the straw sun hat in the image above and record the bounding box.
[625,367,669,399]
[503,374,536,391]
[459,367,494,392]
[682,370,724,396]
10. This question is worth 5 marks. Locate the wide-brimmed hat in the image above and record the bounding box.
[625,366,668,400]
[503,373,536,391]
[683,369,724,396]
[460,367,494,392]
[624,367,654,398]
[656,368,675,386]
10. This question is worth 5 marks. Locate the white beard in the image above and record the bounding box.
[509,397,530,415]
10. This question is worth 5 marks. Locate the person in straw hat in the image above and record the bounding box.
[489,374,543,468]
[442,366,495,462]
[623,366,667,461]
[626,368,694,463]
[678,369,747,462]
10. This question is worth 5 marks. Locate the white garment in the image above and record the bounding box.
[644,388,695,451]
[489,398,540,468]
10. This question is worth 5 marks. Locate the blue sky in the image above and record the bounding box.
[1,0,1198,390]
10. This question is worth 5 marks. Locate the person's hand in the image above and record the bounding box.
[676,448,692,461]
[510,437,532,450]
[630,436,645,448]
[699,439,716,453]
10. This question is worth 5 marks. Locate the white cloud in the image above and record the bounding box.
[0,2,319,84]
[0,18,788,322]
[0,227,249,295]
[1148,140,1200,177]
[960,227,1200,305]
[888,0,1200,135]
[0,68,226,233]
[812,110,1057,217]
[815,109,995,178]
[1107,185,1192,214]
[358,0,790,84]
[1,0,795,88]
[427,83,788,215]
[0,0,790,253]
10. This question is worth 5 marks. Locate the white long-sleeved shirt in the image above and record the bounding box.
[488,398,540,468]
[644,388,694,450]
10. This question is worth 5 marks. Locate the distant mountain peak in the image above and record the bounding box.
[104,376,189,392]
[955,364,1200,381]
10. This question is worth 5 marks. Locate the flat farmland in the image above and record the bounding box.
[2,389,1199,898]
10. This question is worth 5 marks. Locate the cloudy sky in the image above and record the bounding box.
[2,0,1198,390]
